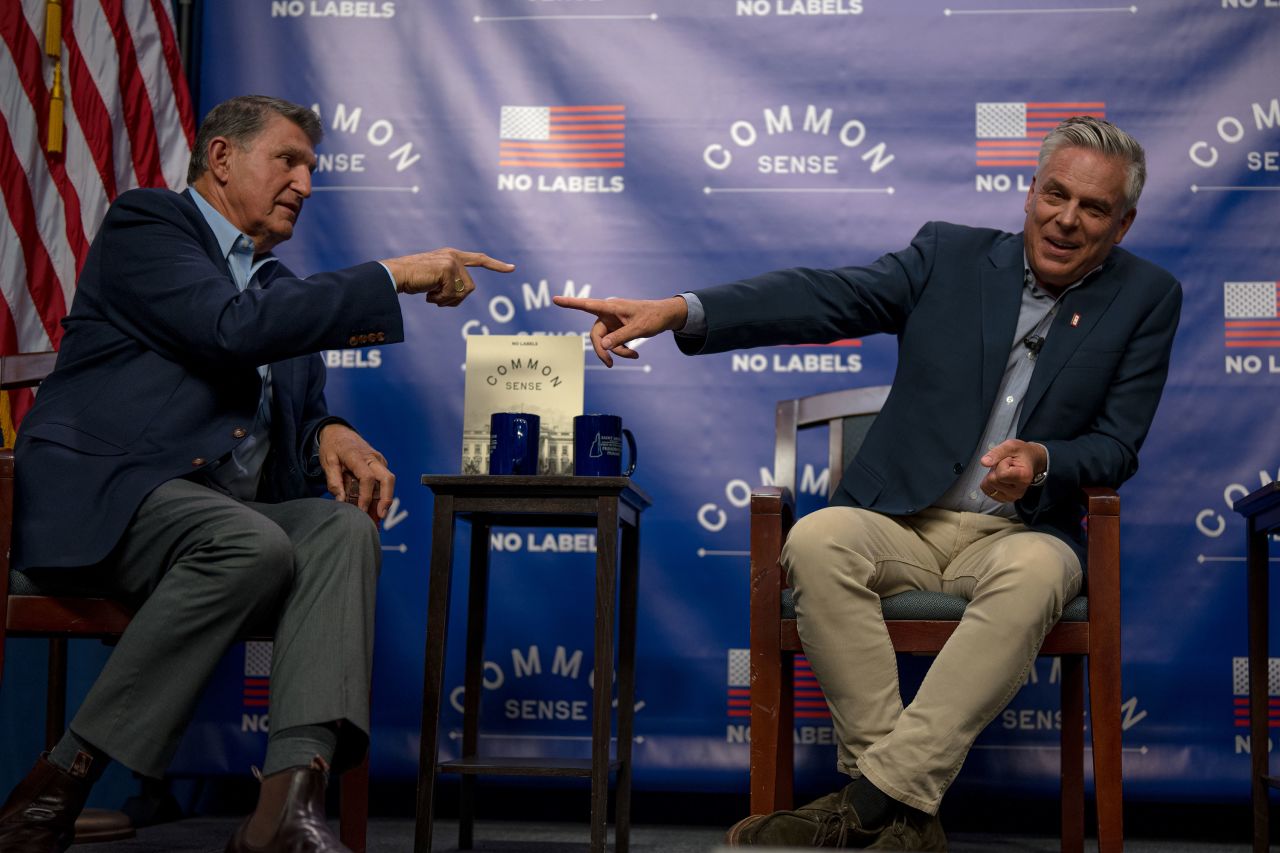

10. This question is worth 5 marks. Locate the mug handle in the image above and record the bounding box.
[622,428,637,477]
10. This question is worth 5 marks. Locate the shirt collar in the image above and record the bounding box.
[1022,251,1100,300]
[190,189,278,290]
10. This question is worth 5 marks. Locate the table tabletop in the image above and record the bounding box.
[1236,481,1280,526]
[421,474,651,512]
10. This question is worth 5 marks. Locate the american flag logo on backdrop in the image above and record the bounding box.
[0,0,193,446]
[244,641,272,709]
[498,105,625,169]
[727,649,831,720]
[1232,656,1280,728]
[974,102,1106,168]
[1223,282,1280,348]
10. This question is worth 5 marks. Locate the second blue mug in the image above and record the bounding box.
[573,414,636,477]
[489,412,540,475]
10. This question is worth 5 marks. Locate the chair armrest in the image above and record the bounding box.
[750,486,795,644]
[1083,487,1120,654]
[750,486,795,581]
[1083,486,1119,517]
[750,485,795,517]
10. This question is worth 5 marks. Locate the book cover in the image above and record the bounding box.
[462,335,585,475]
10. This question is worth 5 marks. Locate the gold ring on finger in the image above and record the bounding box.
[453,278,465,293]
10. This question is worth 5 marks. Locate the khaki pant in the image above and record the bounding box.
[781,506,1082,814]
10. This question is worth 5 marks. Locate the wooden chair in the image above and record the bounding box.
[748,386,1122,853]
[0,352,370,852]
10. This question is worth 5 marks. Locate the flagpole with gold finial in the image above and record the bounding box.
[45,0,64,154]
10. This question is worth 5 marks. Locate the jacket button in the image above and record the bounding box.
[192,457,206,467]
[232,427,247,439]
[952,463,963,474]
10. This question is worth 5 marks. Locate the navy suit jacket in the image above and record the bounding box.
[13,188,405,571]
[679,221,1182,562]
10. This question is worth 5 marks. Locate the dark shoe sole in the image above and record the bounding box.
[74,808,136,842]
[724,813,769,846]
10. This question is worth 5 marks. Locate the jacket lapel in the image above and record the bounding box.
[181,189,236,283]
[1019,257,1124,427]
[979,236,1024,407]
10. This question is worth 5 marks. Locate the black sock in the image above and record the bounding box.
[847,776,896,828]
[48,728,109,784]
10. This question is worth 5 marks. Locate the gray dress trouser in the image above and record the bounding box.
[61,478,381,778]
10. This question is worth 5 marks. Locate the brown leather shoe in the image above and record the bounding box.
[0,753,93,853]
[724,783,881,847]
[867,808,947,851]
[225,764,350,853]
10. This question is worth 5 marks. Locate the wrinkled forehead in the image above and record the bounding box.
[1039,147,1128,200]
[243,115,317,163]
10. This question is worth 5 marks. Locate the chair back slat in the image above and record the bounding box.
[0,352,56,391]
[774,386,890,501]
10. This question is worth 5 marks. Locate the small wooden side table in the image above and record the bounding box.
[1237,481,1280,853]
[416,475,650,853]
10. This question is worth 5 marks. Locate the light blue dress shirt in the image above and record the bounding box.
[189,190,277,500]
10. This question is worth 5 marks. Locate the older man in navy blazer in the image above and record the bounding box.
[0,95,513,853]
[556,116,1180,849]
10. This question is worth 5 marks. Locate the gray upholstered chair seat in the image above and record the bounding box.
[780,587,1087,622]
[7,569,106,598]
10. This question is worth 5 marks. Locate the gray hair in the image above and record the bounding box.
[1037,116,1146,213]
[187,95,323,184]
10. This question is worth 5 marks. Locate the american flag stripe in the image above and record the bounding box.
[1224,282,1280,348]
[0,112,68,346]
[1232,696,1280,726]
[244,674,270,707]
[499,104,626,169]
[3,9,85,313]
[976,101,1105,167]
[725,656,832,719]
[98,0,166,186]
[137,0,196,181]
[1,0,191,444]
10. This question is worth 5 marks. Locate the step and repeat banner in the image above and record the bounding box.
[180,0,1278,801]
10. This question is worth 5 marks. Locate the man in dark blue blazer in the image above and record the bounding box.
[0,95,513,853]
[556,117,1180,849]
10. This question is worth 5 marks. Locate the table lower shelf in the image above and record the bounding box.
[439,756,622,778]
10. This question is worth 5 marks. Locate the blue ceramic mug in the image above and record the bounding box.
[573,414,636,477]
[489,412,540,475]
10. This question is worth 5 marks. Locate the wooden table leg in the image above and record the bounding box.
[614,516,640,853]
[1249,517,1270,853]
[459,519,491,850]
[591,497,619,853]
[415,495,457,853]
[1059,654,1084,853]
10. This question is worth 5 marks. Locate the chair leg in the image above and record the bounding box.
[1089,649,1124,853]
[750,648,794,814]
[1060,655,1084,853]
[45,638,68,750]
[339,751,369,853]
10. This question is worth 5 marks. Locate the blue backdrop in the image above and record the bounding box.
[4,0,1278,808]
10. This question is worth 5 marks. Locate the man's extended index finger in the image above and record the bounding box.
[553,295,609,313]
[459,251,516,272]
